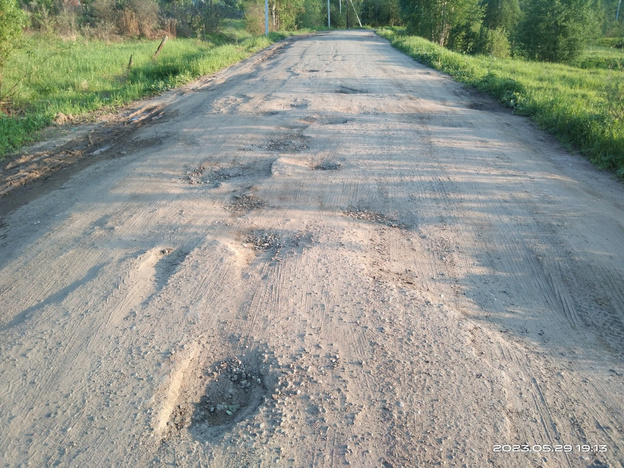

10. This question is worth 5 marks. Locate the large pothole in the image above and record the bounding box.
[191,358,266,433]
[167,354,272,440]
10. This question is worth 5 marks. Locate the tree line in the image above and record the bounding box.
[0,0,623,62]
[399,0,613,61]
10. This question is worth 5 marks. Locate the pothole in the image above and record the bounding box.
[262,138,309,153]
[165,351,275,441]
[467,102,486,110]
[184,166,205,185]
[321,117,350,125]
[243,230,285,251]
[290,99,309,109]
[190,358,266,432]
[344,206,406,229]
[183,165,246,186]
[224,194,265,214]
[336,85,368,94]
[241,229,313,258]
[313,161,342,171]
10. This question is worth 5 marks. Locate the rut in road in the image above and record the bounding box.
[0,30,622,468]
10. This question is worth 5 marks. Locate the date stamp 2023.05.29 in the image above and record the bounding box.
[493,444,608,454]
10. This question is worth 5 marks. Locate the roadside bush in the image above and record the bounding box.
[298,0,321,29]
[245,1,265,35]
[88,0,118,38]
[128,0,159,38]
[477,26,511,57]
[54,5,81,38]
[86,0,160,39]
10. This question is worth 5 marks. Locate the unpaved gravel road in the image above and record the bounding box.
[1,30,623,467]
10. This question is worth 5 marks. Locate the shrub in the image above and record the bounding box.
[86,0,160,39]
[477,26,511,57]
[245,1,265,36]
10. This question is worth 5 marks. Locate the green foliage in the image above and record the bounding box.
[472,0,518,56]
[476,25,511,57]
[518,0,593,61]
[445,0,484,53]
[571,45,624,68]
[604,62,624,120]
[482,0,520,31]
[244,0,311,34]
[595,37,624,47]
[0,0,28,110]
[0,0,28,64]
[378,28,624,175]
[361,0,402,26]
[244,0,265,35]
[298,0,322,28]
[399,0,484,51]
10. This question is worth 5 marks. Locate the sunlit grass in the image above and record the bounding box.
[0,26,286,158]
[378,28,624,176]
[573,45,624,69]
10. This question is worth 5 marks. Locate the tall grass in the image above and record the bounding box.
[571,45,624,70]
[0,25,290,158]
[378,29,624,176]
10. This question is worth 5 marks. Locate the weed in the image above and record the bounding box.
[605,63,624,121]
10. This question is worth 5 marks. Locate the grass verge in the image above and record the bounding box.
[0,24,294,159]
[377,28,624,177]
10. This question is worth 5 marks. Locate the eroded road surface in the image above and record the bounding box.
[1,30,623,467]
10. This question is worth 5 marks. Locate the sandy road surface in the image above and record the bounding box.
[1,30,623,467]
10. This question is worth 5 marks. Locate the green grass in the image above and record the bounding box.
[571,45,624,69]
[377,28,624,176]
[0,26,291,158]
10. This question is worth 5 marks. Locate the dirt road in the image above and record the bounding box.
[1,30,623,467]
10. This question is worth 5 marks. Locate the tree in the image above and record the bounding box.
[518,0,592,61]
[244,0,303,33]
[471,0,519,56]
[361,0,402,26]
[400,0,483,50]
[482,0,519,31]
[298,0,322,28]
